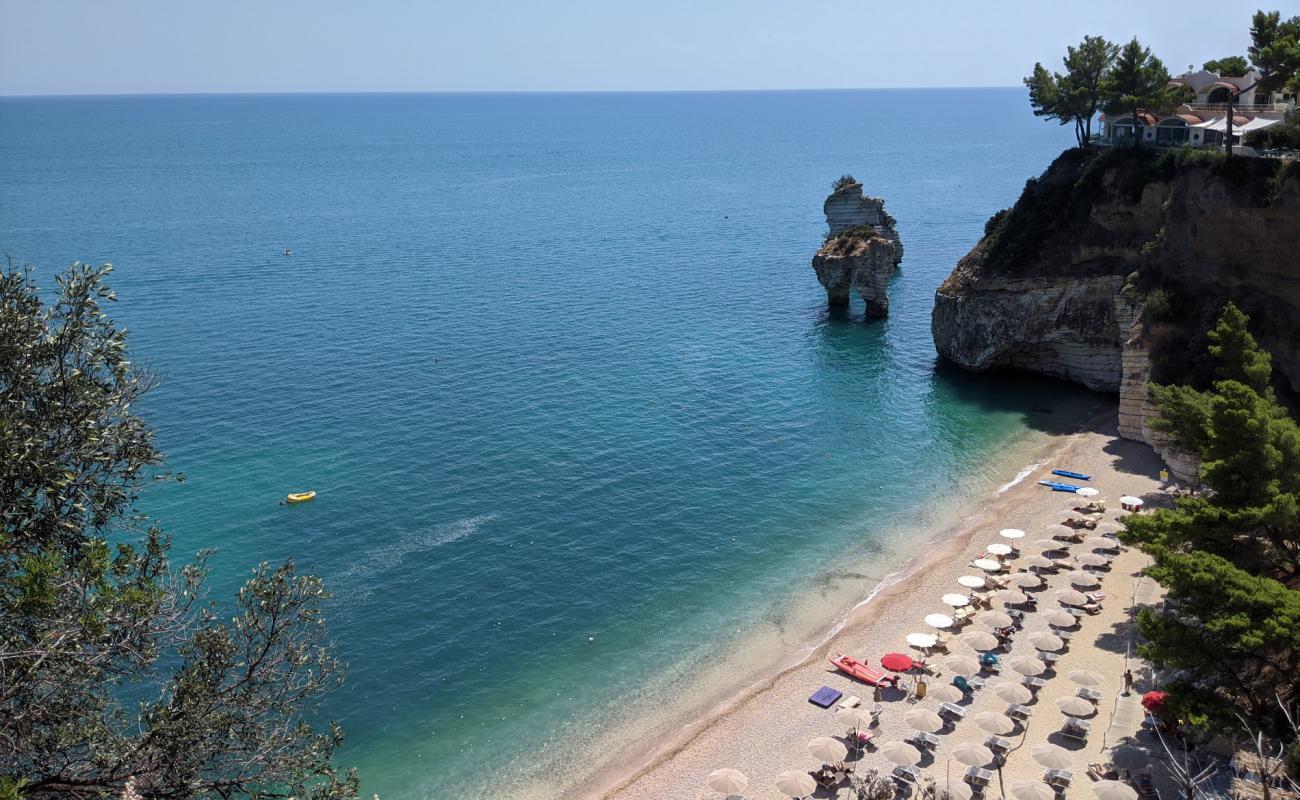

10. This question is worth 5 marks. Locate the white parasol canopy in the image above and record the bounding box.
[904,707,944,733]
[879,740,922,766]
[944,654,981,676]
[1023,555,1055,569]
[1056,588,1089,606]
[1077,552,1110,567]
[836,706,875,730]
[1032,538,1064,551]
[927,683,964,703]
[933,779,973,800]
[987,542,1013,556]
[960,630,999,650]
[1119,496,1144,508]
[707,768,748,794]
[775,770,817,798]
[1076,487,1100,497]
[1010,572,1042,588]
[1061,509,1090,522]
[1084,536,1116,550]
[1009,656,1047,676]
[1047,524,1077,539]
[1095,780,1140,800]
[1069,669,1104,687]
[957,575,986,589]
[973,558,1003,572]
[926,613,955,630]
[1044,609,1077,627]
[1056,696,1097,717]
[999,528,1026,540]
[993,588,1028,606]
[974,711,1016,734]
[978,610,1013,629]
[942,593,971,607]
[1032,742,1074,769]
[994,682,1034,704]
[950,741,994,767]
[1013,782,1056,800]
[906,632,937,650]
[1029,631,1065,652]
[1067,570,1100,588]
[807,736,848,763]
[1094,521,1124,535]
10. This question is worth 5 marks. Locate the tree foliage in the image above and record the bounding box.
[1249,11,1300,95]
[0,263,357,799]
[1203,56,1250,76]
[1024,35,1117,146]
[1102,38,1174,145]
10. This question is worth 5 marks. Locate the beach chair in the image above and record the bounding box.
[1077,687,1101,703]
[1006,703,1032,720]
[836,694,861,709]
[984,735,1012,753]
[940,701,967,721]
[1061,718,1090,742]
[1036,650,1061,664]
[1021,676,1046,691]
[892,765,922,787]
[1045,769,1072,789]
[965,766,993,787]
[906,731,941,750]
[1052,628,1075,640]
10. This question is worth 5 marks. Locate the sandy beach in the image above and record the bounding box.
[597,415,1168,800]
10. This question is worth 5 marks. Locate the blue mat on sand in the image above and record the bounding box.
[809,686,843,708]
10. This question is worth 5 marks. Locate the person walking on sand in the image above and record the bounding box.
[1123,668,1133,696]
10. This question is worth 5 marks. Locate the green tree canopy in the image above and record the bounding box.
[1249,11,1300,95]
[1024,35,1117,146]
[1102,37,1174,145]
[0,263,357,799]
[1203,55,1250,76]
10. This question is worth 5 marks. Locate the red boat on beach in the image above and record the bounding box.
[828,654,898,686]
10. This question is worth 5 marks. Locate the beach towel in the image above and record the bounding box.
[808,686,843,708]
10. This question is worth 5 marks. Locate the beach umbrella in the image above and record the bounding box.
[944,654,981,676]
[975,711,1016,734]
[1067,570,1100,588]
[1069,669,1104,687]
[925,613,955,630]
[932,779,973,800]
[973,558,1002,572]
[1095,521,1124,535]
[881,652,917,672]
[774,770,817,798]
[928,683,964,703]
[836,706,876,731]
[1061,509,1090,523]
[1009,656,1046,676]
[987,542,1013,556]
[942,593,971,607]
[993,588,1028,606]
[951,741,994,767]
[1033,742,1074,769]
[1084,536,1116,550]
[1029,631,1065,652]
[960,630,999,651]
[1047,524,1076,539]
[807,736,848,763]
[1009,572,1042,588]
[1031,538,1064,551]
[1056,588,1089,606]
[1023,555,1054,569]
[879,740,922,767]
[994,682,1033,704]
[1141,691,1169,713]
[1095,780,1139,800]
[977,610,1013,629]
[1057,696,1096,717]
[1076,487,1100,497]
[999,528,1026,540]
[1013,783,1056,800]
[904,707,944,734]
[1119,496,1143,509]
[1044,609,1077,628]
[906,632,937,650]
[1077,552,1110,567]
[707,768,748,795]
[957,575,986,589]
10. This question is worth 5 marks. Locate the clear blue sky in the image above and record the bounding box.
[0,0,1277,95]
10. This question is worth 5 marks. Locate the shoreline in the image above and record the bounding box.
[582,404,1130,800]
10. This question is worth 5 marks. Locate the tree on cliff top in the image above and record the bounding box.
[1249,11,1300,95]
[0,262,357,799]
[1203,55,1250,76]
[1024,35,1117,146]
[1102,37,1174,146]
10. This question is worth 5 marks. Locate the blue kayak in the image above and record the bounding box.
[1052,469,1092,481]
[1038,480,1081,492]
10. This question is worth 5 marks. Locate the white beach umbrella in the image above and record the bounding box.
[879,740,922,767]
[906,632,937,650]
[1009,656,1047,676]
[999,528,1026,540]
[1067,570,1100,588]
[836,706,875,731]
[1044,609,1078,628]
[951,741,994,767]
[775,770,817,798]
[1077,552,1110,567]
[994,682,1034,704]
[1010,572,1042,588]
[974,711,1016,735]
[1029,631,1065,652]
[904,707,944,734]
[1061,509,1090,523]
[987,542,1013,556]
[977,610,1013,629]
[1069,669,1104,687]
[1119,496,1143,508]
[933,779,973,800]
[807,736,848,763]
[1033,742,1074,769]
[942,593,971,607]
[1047,524,1077,539]
[707,768,748,795]
[1013,782,1056,800]
[1084,536,1116,550]
[926,613,955,630]
[993,588,1028,606]
[1095,780,1140,800]
[1031,538,1064,551]
[927,683,964,703]
[973,558,1003,572]
[1056,588,1089,606]
[1076,487,1100,497]
[944,654,981,676]
[960,630,999,651]
[957,575,986,589]
[1023,555,1054,569]
[1057,696,1097,717]
[1095,521,1124,535]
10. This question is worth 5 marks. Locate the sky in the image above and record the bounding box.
[0,0,1284,95]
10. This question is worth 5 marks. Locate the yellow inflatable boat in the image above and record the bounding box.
[286,491,316,504]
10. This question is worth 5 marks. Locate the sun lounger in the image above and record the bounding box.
[1061,718,1090,741]
[1007,703,1032,719]
[1021,676,1046,691]
[1037,650,1061,664]
[837,694,861,709]
[985,735,1012,753]
[940,702,967,721]
[965,766,993,787]
[1077,687,1101,702]
[892,765,923,786]
[1052,629,1075,640]
[906,731,942,750]
[1086,591,1106,602]
[808,686,843,708]
[1045,769,1072,788]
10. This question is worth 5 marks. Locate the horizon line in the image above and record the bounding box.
[0,84,1026,100]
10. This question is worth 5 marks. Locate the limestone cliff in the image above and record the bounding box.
[932,147,1300,478]
[812,180,903,315]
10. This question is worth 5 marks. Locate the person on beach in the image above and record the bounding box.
[1123,668,1133,695]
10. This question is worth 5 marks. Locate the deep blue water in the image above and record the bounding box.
[0,90,1087,798]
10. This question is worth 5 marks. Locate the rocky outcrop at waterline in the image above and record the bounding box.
[931,147,1300,478]
[811,179,903,316]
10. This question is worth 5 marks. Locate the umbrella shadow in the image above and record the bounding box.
[1046,731,1089,750]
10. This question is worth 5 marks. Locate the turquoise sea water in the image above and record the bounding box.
[1,90,1093,798]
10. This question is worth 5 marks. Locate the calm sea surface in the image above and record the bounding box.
[1,90,1091,798]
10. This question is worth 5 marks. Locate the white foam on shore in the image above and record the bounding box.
[998,459,1046,494]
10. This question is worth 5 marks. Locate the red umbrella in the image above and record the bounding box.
[1141,691,1168,712]
[881,652,917,672]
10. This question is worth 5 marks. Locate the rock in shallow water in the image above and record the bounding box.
[812,180,903,316]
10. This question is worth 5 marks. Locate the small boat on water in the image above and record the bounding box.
[828,654,897,686]
[1052,469,1092,481]
[285,490,316,504]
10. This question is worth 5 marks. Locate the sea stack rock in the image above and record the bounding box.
[812,177,903,316]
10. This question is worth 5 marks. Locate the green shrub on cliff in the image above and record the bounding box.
[832,174,858,192]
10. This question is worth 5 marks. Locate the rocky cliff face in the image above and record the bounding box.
[823,181,904,263]
[812,181,903,315]
[932,147,1300,470]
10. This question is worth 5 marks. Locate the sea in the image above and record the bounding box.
[0,89,1098,798]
